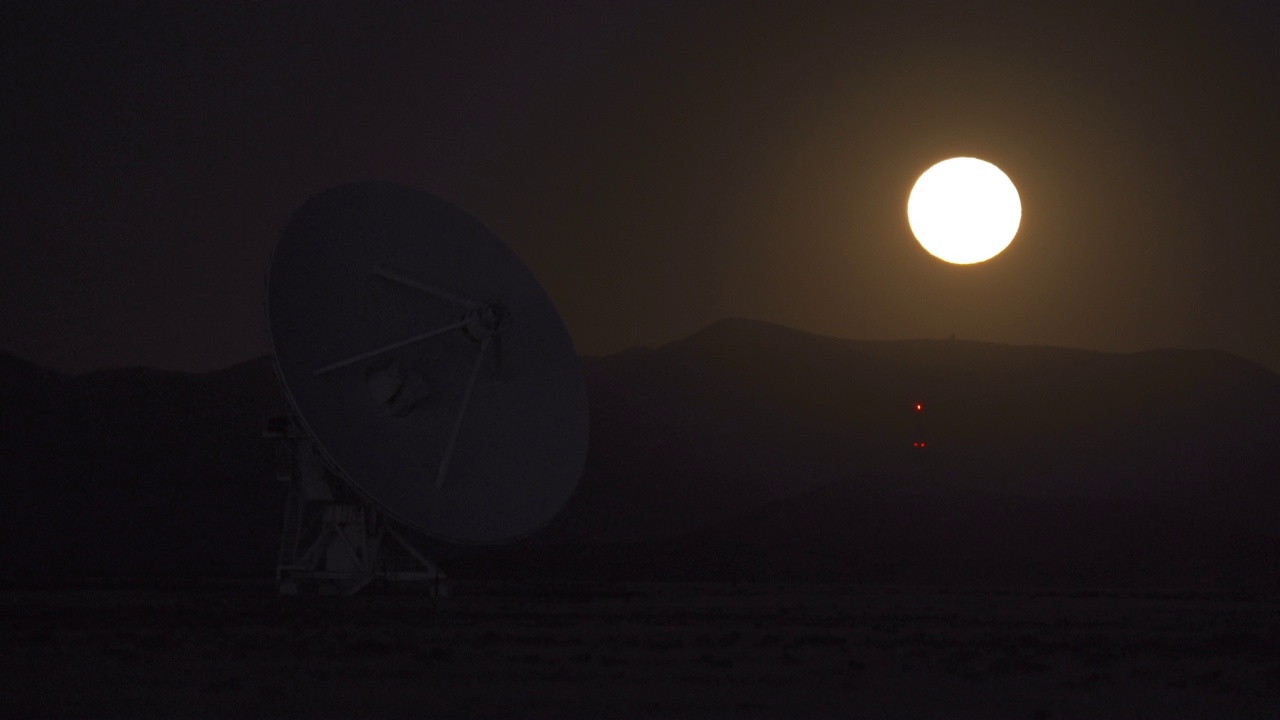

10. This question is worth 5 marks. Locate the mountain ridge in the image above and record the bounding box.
[2,318,1277,587]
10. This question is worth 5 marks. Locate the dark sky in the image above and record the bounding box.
[4,0,1279,374]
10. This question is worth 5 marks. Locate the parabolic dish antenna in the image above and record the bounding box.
[267,183,588,544]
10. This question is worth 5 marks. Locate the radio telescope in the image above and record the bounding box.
[265,183,589,595]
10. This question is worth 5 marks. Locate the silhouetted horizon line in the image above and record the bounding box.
[2,316,1275,378]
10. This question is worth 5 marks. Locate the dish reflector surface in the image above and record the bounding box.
[267,183,588,544]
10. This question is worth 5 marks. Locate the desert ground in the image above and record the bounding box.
[3,582,1279,719]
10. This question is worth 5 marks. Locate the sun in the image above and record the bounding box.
[907,157,1021,264]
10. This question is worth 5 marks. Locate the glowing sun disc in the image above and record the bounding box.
[908,157,1021,264]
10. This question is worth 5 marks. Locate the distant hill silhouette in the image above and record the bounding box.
[3,319,1278,588]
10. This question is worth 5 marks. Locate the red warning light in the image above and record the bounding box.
[915,403,923,412]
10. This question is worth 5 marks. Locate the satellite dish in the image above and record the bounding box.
[266,183,588,546]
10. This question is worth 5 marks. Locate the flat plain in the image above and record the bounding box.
[3,583,1279,719]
